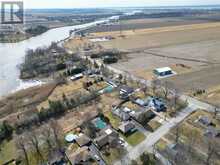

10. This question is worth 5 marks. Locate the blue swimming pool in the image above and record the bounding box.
[94,117,107,129]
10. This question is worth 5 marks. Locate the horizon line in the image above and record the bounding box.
[23,4,220,10]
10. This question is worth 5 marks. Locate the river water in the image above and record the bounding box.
[0,19,110,97]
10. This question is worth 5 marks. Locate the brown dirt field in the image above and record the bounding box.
[99,92,122,113]
[58,105,98,133]
[110,52,203,75]
[94,23,220,77]
[37,79,89,109]
[196,85,220,107]
[94,22,220,50]
[64,37,90,52]
[0,83,57,120]
[90,22,220,95]
[83,17,211,34]
[164,65,220,93]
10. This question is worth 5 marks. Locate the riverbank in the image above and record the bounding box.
[0,23,81,44]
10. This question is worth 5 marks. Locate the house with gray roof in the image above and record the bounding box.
[118,121,136,134]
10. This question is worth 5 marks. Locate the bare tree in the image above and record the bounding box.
[169,88,181,114]
[206,140,215,165]
[174,125,181,144]
[187,130,198,154]
[151,79,161,95]
[16,135,29,165]
[213,106,219,119]
[142,84,149,96]
[41,125,54,155]
[49,120,63,151]
[161,81,173,99]
[28,131,44,163]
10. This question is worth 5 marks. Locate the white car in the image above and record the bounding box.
[94,154,100,161]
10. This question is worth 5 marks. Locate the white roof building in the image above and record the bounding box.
[154,67,173,77]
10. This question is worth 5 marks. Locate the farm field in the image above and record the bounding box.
[83,17,214,34]
[92,21,220,93]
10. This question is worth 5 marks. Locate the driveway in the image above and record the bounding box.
[114,105,197,165]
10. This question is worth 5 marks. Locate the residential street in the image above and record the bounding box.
[114,105,197,165]
[80,50,218,165]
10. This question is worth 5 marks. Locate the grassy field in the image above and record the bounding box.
[121,131,146,146]
[0,140,17,165]
[37,79,89,110]
[0,83,57,123]
[105,111,121,129]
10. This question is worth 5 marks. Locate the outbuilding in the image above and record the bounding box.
[154,67,173,77]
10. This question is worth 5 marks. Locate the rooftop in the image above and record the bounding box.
[154,67,172,73]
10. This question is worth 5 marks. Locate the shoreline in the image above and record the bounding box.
[0,18,111,98]
[0,22,85,44]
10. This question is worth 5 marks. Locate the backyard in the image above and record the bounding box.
[121,130,146,146]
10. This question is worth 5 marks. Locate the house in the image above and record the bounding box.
[94,127,119,149]
[120,85,134,96]
[133,97,151,107]
[106,78,118,88]
[198,116,212,126]
[149,97,167,112]
[112,108,130,121]
[70,73,84,81]
[134,109,156,123]
[75,134,91,147]
[204,127,220,137]
[154,67,173,77]
[122,107,132,113]
[67,146,92,165]
[48,151,65,165]
[118,121,136,134]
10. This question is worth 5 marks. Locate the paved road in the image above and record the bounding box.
[89,143,107,165]
[67,48,218,165]
[114,105,197,165]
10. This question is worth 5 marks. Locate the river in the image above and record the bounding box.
[0,19,112,97]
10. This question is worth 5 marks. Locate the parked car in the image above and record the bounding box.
[94,154,101,161]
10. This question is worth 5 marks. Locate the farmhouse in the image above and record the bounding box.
[154,67,173,77]
[112,108,130,121]
[118,121,136,134]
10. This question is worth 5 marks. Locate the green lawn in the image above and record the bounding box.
[105,111,121,129]
[0,140,17,165]
[122,131,146,146]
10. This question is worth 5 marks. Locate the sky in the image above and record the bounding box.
[21,0,220,9]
